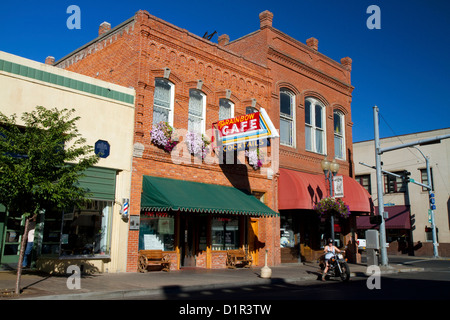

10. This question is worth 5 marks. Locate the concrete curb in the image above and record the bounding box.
[17,275,317,300]
[16,266,426,300]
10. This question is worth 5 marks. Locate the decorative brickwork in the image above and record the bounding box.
[56,9,355,270]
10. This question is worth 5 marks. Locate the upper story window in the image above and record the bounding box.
[219,98,234,120]
[246,106,258,114]
[356,174,372,195]
[188,89,206,134]
[152,78,174,126]
[384,171,407,194]
[333,110,345,160]
[420,168,434,192]
[280,89,295,147]
[305,97,325,154]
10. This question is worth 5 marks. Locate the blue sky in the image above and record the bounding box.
[1,0,449,142]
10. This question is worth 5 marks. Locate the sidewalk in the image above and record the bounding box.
[0,261,424,300]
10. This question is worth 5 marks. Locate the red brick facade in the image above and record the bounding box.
[225,10,354,177]
[222,10,357,262]
[55,9,356,270]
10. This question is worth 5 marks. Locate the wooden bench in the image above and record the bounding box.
[226,249,252,268]
[138,250,171,272]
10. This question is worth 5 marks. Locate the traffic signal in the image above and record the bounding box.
[370,215,382,224]
[429,193,436,210]
[402,170,411,183]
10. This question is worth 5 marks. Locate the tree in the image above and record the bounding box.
[0,106,99,295]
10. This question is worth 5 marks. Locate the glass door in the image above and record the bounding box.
[1,208,24,264]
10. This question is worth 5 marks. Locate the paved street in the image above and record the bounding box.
[109,257,449,318]
[2,255,448,318]
[125,270,450,301]
[116,257,450,301]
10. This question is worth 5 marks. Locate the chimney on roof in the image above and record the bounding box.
[99,22,111,36]
[306,37,319,51]
[259,10,273,29]
[218,34,230,46]
[45,56,55,65]
[341,57,352,71]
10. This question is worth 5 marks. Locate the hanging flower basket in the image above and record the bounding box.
[185,131,211,159]
[150,121,179,152]
[245,149,264,170]
[314,197,350,219]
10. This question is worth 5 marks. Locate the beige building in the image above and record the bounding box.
[354,128,450,257]
[0,51,135,272]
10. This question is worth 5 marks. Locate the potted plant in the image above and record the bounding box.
[185,131,211,159]
[314,197,350,219]
[245,149,264,170]
[150,121,178,152]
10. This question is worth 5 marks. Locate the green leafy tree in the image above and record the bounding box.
[0,106,99,295]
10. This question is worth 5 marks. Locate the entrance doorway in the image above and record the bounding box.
[280,210,323,263]
[179,215,208,268]
[0,207,24,265]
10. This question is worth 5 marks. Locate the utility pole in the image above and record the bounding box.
[412,147,439,258]
[373,106,449,265]
[373,106,388,266]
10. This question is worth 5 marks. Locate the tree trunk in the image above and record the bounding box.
[15,216,30,295]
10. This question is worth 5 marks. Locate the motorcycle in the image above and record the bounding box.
[319,252,351,282]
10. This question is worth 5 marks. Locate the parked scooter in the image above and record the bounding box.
[319,251,351,282]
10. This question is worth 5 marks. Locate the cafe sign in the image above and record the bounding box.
[215,108,279,146]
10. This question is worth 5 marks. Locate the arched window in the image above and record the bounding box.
[188,89,206,133]
[280,89,295,147]
[334,110,345,159]
[305,97,325,154]
[152,78,174,126]
[246,106,258,114]
[219,98,234,120]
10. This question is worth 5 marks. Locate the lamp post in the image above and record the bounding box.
[321,157,340,244]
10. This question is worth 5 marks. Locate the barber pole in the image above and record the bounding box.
[122,198,129,216]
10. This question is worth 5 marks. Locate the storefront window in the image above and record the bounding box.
[280,214,295,248]
[139,213,174,251]
[41,207,63,255]
[212,217,239,250]
[59,200,113,256]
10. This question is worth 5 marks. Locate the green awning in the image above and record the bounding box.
[141,176,278,217]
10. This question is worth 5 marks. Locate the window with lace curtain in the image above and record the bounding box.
[246,106,258,114]
[219,98,234,120]
[188,89,206,133]
[280,89,295,147]
[305,97,325,154]
[152,78,174,126]
[334,110,345,160]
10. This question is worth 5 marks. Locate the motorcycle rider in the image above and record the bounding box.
[322,238,341,281]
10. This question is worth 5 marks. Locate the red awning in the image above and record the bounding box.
[278,168,372,213]
[357,205,411,229]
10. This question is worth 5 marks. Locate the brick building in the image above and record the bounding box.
[55,10,280,272]
[53,9,371,271]
[223,11,371,262]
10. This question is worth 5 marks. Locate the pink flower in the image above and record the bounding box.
[150,121,178,152]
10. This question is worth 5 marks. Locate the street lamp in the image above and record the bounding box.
[321,156,340,244]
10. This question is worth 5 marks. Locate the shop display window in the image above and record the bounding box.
[42,200,113,257]
[41,206,63,255]
[211,217,239,250]
[280,215,295,248]
[139,213,175,251]
[60,200,113,256]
